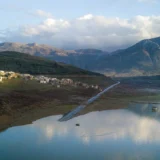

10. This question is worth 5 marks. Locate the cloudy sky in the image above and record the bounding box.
[0,0,160,51]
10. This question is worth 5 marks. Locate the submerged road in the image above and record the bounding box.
[59,81,120,122]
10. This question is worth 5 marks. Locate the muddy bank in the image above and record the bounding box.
[1,77,159,131]
[0,87,99,131]
[0,76,113,131]
[59,82,120,121]
[78,83,160,116]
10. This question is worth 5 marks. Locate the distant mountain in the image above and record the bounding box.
[0,51,101,75]
[94,37,160,76]
[1,37,160,76]
[0,42,108,70]
[0,42,69,56]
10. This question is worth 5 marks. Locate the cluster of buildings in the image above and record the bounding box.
[34,75,101,90]
[34,76,73,88]
[0,71,34,82]
[35,76,73,85]
[0,70,101,90]
[0,71,19,82]
[0,70,35,82]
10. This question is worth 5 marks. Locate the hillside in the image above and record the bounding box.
[0,51,101,75]
[1,37,160,76]
[0,42,108,70]
[0,42,68,56]
[95,37,160,76]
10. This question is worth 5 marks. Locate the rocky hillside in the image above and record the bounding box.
[0,42,108,70]
[0,42,68,56]
[95,37,160,76]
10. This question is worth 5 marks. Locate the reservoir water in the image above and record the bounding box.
[1,103,160,160]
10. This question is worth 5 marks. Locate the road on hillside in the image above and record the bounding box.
[59,81,120,122]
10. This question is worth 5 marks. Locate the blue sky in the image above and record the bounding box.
[0,0,160,50]
[1,0,159,23]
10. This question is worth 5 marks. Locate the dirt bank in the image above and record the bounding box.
[79,82,160,115]
[0,76,113,131]
[1,76,159,131]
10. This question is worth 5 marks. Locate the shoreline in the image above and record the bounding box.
[0,75,113,131]
[1,77,160,132]
[59,82,120,121]
[1,93,159,132]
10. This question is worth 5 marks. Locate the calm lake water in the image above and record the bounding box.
[1,103,160,160]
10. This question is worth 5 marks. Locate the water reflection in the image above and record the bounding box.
[32,103,160,144]
[128,103,160,118]
[1,103,160,160]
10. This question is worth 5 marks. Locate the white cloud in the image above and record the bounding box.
[2,14,160,51]
[34,9,53,18]
[78,14,94,20]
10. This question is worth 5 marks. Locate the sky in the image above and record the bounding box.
[0,0,160,51]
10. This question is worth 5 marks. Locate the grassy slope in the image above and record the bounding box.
[0,75,114,114]
[0,51,101,75]
[0,76,114,130]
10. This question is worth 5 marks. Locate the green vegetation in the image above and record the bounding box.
[0,75,107,115]
[0,51,101,75]
[0,78,52,93]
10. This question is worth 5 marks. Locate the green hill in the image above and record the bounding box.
[0,51,100,75]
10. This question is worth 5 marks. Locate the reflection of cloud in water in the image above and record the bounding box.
[45,125,55,140]
[33,107,160,144]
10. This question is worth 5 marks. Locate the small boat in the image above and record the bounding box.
[152,106,158,112]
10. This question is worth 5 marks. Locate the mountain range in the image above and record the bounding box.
[0,42,108,70]
[0,37,160,76]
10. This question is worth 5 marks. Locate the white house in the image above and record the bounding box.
[0,71,5,76]
[0,76,3,82]
[61,78,73,85]
[40,80,47,84]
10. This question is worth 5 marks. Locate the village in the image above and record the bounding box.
[0,70,102,91]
